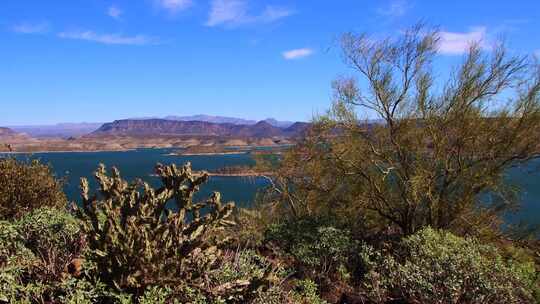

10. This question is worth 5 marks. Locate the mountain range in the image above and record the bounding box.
[1,116,310,152]
[162,115,295,128]
[0,127,29,139]
[9,115,298,138]
[89,119,309,139]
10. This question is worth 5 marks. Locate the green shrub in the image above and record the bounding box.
[265,217,355,279]
[0,220,31,267]
[0,158,66,220]
[360,228,537,303]
[291,279,328,304]
[138,286,174,304]
[58,278,114,304]
[250,286,288,304]
[17,207,83,280]
[0,220,36,302]
[0,208,85,303]
[207,249,288,303]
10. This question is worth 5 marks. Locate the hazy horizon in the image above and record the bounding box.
[4,114,306,127]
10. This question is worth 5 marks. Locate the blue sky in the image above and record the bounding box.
[1,0,539,125]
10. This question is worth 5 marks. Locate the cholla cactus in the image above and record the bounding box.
[74,162,235,295]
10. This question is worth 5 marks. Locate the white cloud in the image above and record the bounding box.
[282,48,313,60]
[438,27,489,55]
[377,0,409,17]
[535,50,540,58]
[12,22,49,34]
[155,0,193,13]
[58,31,156,45]
[206,0,293,27]
[259,6,293,22]
[107,6,123,19]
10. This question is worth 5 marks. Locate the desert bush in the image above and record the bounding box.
[250,286,289,304]
[17,207,84,282]
[137,286,174,304]
[207,249,288,303]
[290,279,328,304]
[0,208,85,303]
[211,250,271,284]
[265,217,355,280]
[73,162,242,298]
[0,158,67,220]
[360,228,537,303]
[0,220,36,302]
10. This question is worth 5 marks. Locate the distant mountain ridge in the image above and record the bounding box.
[6,116,302,139]
[89,119,309,138]
[0,127,30,142]
[10,123,103,138]
[133,115,295,128]
[0,127,17,136]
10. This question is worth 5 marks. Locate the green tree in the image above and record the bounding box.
[263,24,540,237]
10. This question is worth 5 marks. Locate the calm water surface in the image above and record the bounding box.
[3,148,539,227]
[6,148,267,209]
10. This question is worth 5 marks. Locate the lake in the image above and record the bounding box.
[4,148,268,210]
[2,148,539,227]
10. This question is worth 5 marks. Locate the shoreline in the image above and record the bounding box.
[0,148,133,154]
[167,151,248,156]
[208,172,272,177]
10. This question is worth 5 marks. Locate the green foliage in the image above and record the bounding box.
[0,208,84,303]
[58,278,115,304]
[17,207,83,280]
[205,249,286,303]
[0,219,35,303]
[138,286,175,304]
[0,220,30,267]
[360,228,537,303]
[250,286,288,304]
[211,250,271,284]
[290,279,328,304]
[74,162,237,296]
[265,217,355,279]
[0,158,67,220]
[262,25,540,237]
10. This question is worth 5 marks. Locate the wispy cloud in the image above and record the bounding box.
[206,0,293,27]
[12,22,50,34]
[58,31,156,45]
[438,27,489,55]
[155,0,193,13]
[377,0,409,17]
[282,48,313,60]
[107,6,123,19]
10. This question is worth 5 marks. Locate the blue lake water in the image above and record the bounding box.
[4,148,268,209]
[2,148,539,227]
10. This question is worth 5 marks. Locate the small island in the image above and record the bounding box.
[207,165,272,177]
[169,144,292,156]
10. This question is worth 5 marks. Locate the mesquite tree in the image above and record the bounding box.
[263,24,540,237]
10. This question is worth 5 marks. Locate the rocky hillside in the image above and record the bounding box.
[89,119,308,138]
[0,127,29,140]
[0,127,16,137]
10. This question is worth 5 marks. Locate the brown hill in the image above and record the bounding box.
[0,127,17,137]
[89,119,306,139]
[0,127,30,140]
